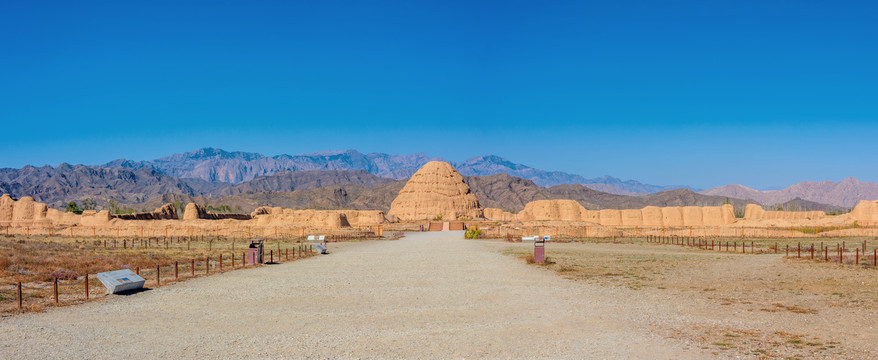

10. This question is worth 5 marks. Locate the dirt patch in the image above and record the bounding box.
[500,241,878,358]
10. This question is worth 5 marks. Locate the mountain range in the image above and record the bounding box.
[698,177,878,208]
[0,147,873,213]
[103,148,681,195]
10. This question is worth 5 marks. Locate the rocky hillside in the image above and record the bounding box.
[699,177,878,208]
[105,148,440,183]
[0,164,196,208]
[133,174,762,214]
[104,148,684,194]
[455,155,692,193]
[215,170,395,196]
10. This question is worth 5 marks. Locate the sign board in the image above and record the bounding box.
[543,236,551,241]
[307,235,326,241]
[96,269,145,294]
[521,236,539,241]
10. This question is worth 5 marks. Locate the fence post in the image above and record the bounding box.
[54,278,59,304]
[856,248,859,265]
[84,274,89,299]
[18,282,22,309]
[175,262,179,280]
[191,259,195,276]
[219,254,223,272]
[206,257,210,275]
[156,266,160,286]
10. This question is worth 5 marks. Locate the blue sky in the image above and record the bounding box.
[1,0,876,189]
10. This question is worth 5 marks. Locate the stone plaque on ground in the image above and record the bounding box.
[96,269,145,294]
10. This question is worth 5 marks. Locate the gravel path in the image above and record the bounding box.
[0,232,710,359]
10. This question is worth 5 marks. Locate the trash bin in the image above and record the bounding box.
[248,239,264,265]
[534,236,546,264]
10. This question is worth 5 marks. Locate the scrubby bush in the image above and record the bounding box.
[465,228,482,239]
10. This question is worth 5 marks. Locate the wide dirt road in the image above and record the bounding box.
[0,232,710,359]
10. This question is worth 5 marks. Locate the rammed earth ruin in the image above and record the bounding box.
[2,162,878,237]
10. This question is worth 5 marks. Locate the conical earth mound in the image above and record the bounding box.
[388,161,483,221]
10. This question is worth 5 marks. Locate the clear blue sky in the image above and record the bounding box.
[1,0,876,189]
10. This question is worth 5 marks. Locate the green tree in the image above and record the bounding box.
[80,198,96,211]
[65,202,82,214]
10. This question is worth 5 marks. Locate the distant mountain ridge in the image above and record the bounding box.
[699,177,878,208]
[0,160,849,216]
[103,147,683,195]
[0,164,196,208]
[104,148,440,184]
[2,148,873,212]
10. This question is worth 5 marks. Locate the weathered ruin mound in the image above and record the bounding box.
[387,161,483,220]
[850,200,878,226]
[113,203,179,220]
[183,203,251,220]
[0,194,14,221]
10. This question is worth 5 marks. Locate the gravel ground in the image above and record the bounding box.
[0,232,711,359]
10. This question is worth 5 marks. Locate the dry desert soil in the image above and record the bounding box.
[0,231,876,359]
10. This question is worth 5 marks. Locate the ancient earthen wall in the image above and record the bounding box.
[743,204,827,221]
[12,196,36,221]
[515,200,736,226]
[641,206,663,226]
[483,208,516,221]
[112,203,179,220]
[516,200,585,222]
[183,203,251,221]
[80,210,111,226]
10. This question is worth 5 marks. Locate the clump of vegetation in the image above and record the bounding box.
[432,215,443,221]
[65,198,96,214]
[65,202,82,214]
[206,205,238,213]
[465,228,482,239]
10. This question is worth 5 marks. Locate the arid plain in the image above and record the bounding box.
[2,161,878,359]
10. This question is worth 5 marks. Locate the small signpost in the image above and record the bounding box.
[96,269,145,294]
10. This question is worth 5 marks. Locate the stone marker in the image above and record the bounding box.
[96,269,145,294]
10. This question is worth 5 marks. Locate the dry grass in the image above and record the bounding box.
[0,234,325,311]
[668,325,843,359]
[0,235,320,285]
[501,241,878,358]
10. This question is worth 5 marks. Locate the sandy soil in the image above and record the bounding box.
[498,241,878,359]
[0,232,713,359]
